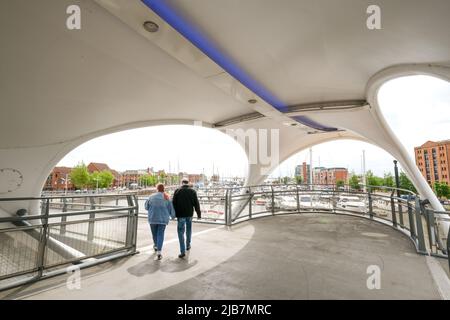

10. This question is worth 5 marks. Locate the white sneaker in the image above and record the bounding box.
[154,254,162,261]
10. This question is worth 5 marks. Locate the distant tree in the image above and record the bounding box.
[365,170,374,185]
[157,172,167,184]
[69,162,90,189]
[89,170,114,189]
[399,171,417,194]
[336,180,345,189]
[366,170,383,188]
[443,183,450,199]
[140,174,157,187]
[295,176,303,185]
[282,176,290,185]
[99,170,114,188]
[383,172,395,188]
[434,182,450,199]
[349,174,361,190]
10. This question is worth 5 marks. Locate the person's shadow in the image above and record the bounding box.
[127,253,198,277]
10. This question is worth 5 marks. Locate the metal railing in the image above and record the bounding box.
[0,184,448,291]
[190,184,449,260]
[0,194,139,291]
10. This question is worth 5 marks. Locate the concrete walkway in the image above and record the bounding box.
[1,214,448,300]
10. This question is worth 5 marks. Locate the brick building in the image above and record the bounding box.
[121,169,150,187]
[302,166,349,185]
[323,167,348,185]
[87,162,121,187]
[415,140,450,186]
[295,162,311,184]
[313,167,326,184]
[188,173,206,184]
[44,166,74,191]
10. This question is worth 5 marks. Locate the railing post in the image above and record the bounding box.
[87,197,96,241]
[296,185,300,213]
[447,225,450,271]
[125,195,134,248]
[227,190,232,226]
[224,189,229,226]
[60,197,67,235]
[424,209,436,253]
[131,195,139,252]
[368,187,373,219]
[407,202,416,240]
[248,187,252,219]
[271,185,275,215]
[36,199,50,279]
[390,193,397,228]
[397,202,404,227]
[414,197,427,254]
[332,187,337,213]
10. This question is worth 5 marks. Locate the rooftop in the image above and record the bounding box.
[417,140,450,148]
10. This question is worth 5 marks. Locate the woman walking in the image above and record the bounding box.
[144,184,175,260]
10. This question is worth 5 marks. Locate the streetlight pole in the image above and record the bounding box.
[309,148,313,190]
[362,149,366,192]
[393,160,401,195]
[393,159,404,225]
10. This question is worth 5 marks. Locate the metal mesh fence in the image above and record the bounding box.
[1,187,448,291]
[0,194,138,291]
[0,227,41,280]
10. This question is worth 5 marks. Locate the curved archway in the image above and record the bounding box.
[366,64,450,211]
[377,75,450,168]
[0,120,249,217]
[56,124,249,187]
[268,139,396,182]
[244,132,368,187]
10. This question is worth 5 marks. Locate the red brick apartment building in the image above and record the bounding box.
[315,167,348,185]
[415,140,450,186]
[121,169,151,187]
[44,162,122,191]
[87,162,121,187]
[43,166,74,191]
[295,162,311,184]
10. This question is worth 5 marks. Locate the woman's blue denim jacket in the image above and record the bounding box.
[144,192,176,225]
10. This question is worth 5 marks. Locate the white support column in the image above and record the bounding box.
[0,144,70,217]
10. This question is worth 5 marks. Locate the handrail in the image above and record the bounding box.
[195,183,418,196]
[0,186,447,292]
[221,184,448,259]
[0,193,138,202]
[0,194,139,292]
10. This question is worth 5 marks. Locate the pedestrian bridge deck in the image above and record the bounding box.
[1,214,448,300]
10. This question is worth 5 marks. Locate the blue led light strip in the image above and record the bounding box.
[141,0,337,131]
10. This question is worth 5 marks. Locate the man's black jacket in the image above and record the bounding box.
[172,185,201,218]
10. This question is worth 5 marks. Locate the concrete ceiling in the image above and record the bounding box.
[1,0,450,148]
[0,0,255,148]
[157,0,450,105]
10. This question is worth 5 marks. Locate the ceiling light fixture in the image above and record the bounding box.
[143,21,159,33]
[248,99,257,104]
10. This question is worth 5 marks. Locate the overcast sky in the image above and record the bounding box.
[58,75,450,178]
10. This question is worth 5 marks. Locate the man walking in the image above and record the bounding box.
[172,178,201,258]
